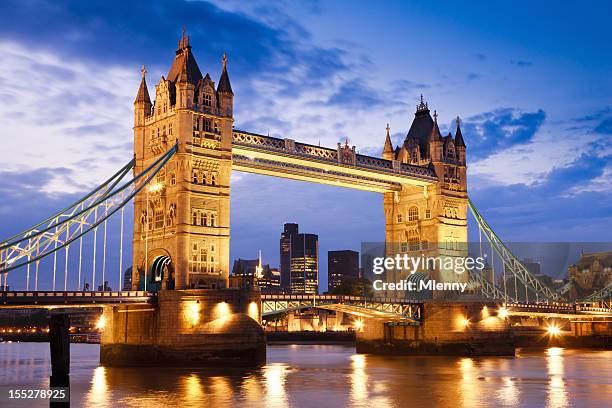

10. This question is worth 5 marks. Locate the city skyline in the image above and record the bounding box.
[1,1,611,292]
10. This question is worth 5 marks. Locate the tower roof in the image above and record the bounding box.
[455,116,466,147]
[134,65,151,104]
[217,53,233,94]
[404,95,434,156]
[167,29,203,85]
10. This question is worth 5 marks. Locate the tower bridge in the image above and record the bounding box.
[1,30,611,366]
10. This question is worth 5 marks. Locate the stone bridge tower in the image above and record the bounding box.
[383,97,468,297]
[132,30,233,290]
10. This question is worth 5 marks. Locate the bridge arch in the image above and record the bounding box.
[137,249,174,291]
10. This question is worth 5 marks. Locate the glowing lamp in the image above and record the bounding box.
[96,316,106,331]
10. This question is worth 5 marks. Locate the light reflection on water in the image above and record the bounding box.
[0,343,611,407]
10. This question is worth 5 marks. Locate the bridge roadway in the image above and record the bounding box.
[2,291,611,321]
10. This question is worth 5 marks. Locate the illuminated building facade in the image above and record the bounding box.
[328,250,360,290]
[280,223,298,290]
[289,233,319,294]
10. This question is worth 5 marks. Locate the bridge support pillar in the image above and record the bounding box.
[100,288,266,367]
[356,301,514,356]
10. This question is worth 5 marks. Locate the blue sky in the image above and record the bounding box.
[0,0,611,290]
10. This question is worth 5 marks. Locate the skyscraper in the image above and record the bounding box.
[280,223,298,290]
[279,223,319,293]
[290,233,319,294]
[328,250,360,291]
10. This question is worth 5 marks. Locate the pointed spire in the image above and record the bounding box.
[416,93,429,112]
[178,25,190,50]
[383,123,394,155]
[455,115,466,147]
[429,110,441,141]
[217,52,233,94]
[134,64,151,104]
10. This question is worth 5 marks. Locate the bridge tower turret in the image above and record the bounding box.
[132,29,233,291]
[384,97,468,298]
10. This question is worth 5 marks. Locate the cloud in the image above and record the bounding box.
[325,79,386,110]
[462,108,546,161]
[510,60,534,67]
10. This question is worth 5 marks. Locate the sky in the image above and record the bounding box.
[0,0,611,291]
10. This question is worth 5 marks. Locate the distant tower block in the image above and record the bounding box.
[383,99,468,298]
[132,30,234,290]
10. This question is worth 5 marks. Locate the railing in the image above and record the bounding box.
[233,130,437,181]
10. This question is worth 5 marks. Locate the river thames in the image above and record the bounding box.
[0,343,610,407]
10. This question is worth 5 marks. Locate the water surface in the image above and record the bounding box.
[0,343,610,407]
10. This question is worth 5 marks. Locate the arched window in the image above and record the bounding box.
[192,170,198,184]
[202,173,208,185]
[192,210,198,225]
[211,173,217,186]
[408,206,419,221]
[210,213,216,227]
[202,212,208,226]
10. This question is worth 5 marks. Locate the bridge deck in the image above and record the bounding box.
[0,291,157,308]
[232,130,437,192]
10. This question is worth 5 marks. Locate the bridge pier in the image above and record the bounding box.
[100,288,266,367]
[356,301,515,356]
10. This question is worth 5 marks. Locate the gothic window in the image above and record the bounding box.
[204,93,212,107]
[192,170,198,184]
[425,209,431,219]
[397,213,403,223]
[200,248,207,262]
[154,207,164,229]
[408,230,419,251]
[170,172,176,185]
[163,104,167,114]
[204,118,212,132]
[168,123,173,135]
[408,206,419,221]
[202,172,208,185]
[167,204,175,227]
[210,244,215,252]
[210,213,216,227]
[211,173,217,186]
[202,212,208,226]
[192,210,198,225]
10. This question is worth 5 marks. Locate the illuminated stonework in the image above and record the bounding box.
[132,31,233,290]
[383,103,469,295]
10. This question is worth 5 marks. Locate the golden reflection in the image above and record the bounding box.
[263,363,289,408]
[350,354,367,404]
[182,373,204,403]
[546,347,568,408]
[86,366,110,408]
[459,358,479,407]
[495,359,519,406]
[210,376,233,405]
